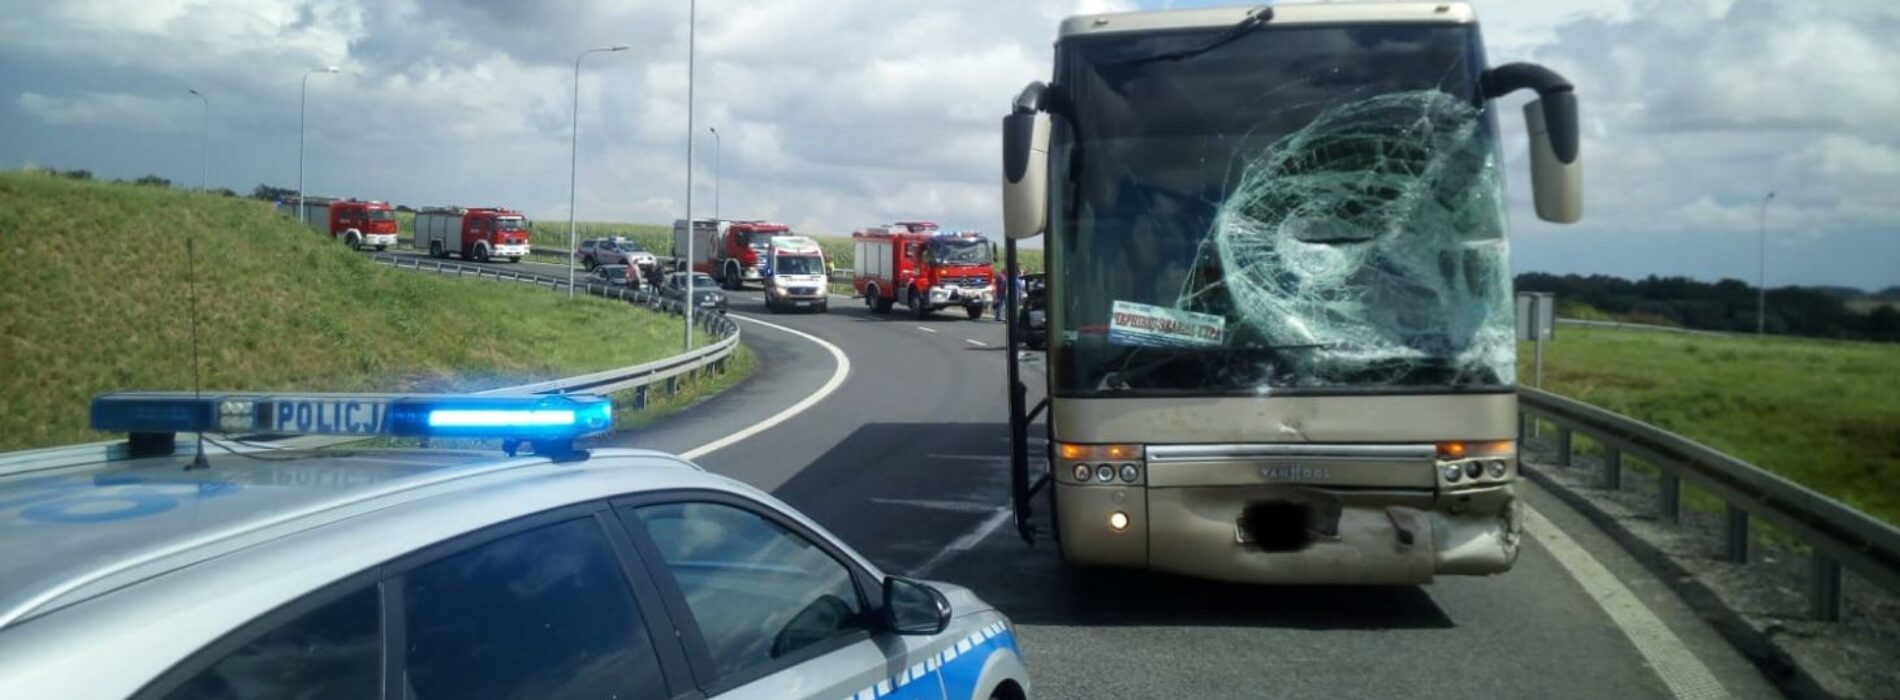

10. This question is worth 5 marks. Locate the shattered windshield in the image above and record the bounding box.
[1049,23,1512,396]
[928,239,992,266]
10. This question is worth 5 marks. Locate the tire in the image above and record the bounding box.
[346,234,361,251]
[508,256,520,263]
[873,294,894,314]
[724,262,742,290]
[476,245,490,263]
[375,245,387,251]
[864,284,878,308]
[429,241,443,258]
[583,256,596,270]
[965,303,984,320]
[909,290,929,320]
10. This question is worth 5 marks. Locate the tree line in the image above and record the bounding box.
[1517,272,1900,343]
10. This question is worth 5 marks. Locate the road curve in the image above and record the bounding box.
[394,250,1782,700]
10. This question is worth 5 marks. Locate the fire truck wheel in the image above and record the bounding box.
[863,285,877,308]
[508,256,520,263]
[964,304,985,320]
[475,245,490,262]
[429,241,444,258]
[874,296,894,314]
[910,292,929,320]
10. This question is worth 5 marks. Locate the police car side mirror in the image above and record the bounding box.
[883,576,951,635]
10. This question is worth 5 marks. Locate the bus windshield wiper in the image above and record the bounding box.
[1112,6,1272,67]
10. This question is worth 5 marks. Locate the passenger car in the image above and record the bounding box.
[590,263,641,289]
[580,237,658,270]
[657,271,729,312]
[0,392,1030,700]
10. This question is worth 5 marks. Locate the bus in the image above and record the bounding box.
[998,2,1582,584]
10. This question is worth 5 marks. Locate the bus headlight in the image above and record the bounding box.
[1488,460,1509,478]
[1094,464,1115,483]
[1442,465,1463,482]
[1073,463,1092,482]
[1119,463,1139,483]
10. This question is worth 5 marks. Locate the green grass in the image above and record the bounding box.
[1519,327,1900,524]
[0,172,716,451]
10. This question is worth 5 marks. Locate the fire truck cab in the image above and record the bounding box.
[852,223,995,320]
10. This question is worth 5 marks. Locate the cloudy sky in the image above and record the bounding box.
[3,0,1896,289]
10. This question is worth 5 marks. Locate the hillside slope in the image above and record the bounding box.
[0,173,690,450]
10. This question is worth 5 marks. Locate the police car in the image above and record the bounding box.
[0,392,1031,700]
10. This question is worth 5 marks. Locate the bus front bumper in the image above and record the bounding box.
[1056,482,1521,585]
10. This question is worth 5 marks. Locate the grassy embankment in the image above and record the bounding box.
[0,173,743,451]
[1519,324,1900,525]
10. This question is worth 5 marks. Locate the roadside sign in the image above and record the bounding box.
[1517,292,1556,342]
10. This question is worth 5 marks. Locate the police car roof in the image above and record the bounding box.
[0,446,719,629]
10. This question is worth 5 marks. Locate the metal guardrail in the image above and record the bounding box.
[1556,317,1732,337]
[1519,386,1900,621]
[0,256,741,478]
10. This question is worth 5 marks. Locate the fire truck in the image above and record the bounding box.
[672,219,793,290]
[414,206,533,263]
[295,197,399,251]
[852,222,995,320]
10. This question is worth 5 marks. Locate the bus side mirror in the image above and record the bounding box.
[1002,83,1050,240]
[1483,63,1581,224]
[1524,95,1581,224]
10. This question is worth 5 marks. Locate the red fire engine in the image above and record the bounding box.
[673,219,795,290]
[414,206,533,263]
[296,197,399,251]
[852,222,995,319]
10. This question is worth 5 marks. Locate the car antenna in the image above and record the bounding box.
[185,237,210,470]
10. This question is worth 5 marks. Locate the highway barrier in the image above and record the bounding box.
[1520,386,1900,621]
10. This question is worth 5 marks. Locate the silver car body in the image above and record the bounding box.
[0,447,1028,700]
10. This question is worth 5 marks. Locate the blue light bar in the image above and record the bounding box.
[90,392,613,443]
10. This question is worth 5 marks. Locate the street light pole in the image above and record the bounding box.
[709,127,721,222]
[298,66,340,226]
[683,0,698,352]
[1757,190,1776,336]
[187,89,208,191]
[568,45,631,300]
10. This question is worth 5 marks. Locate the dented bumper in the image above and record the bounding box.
[1056,482,1521,585]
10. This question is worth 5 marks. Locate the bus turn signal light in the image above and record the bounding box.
[1056,442,1142,462]
[1436,440,1514,460]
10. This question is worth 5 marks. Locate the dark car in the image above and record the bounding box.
[588,264,640,289]
[655,272,728,313]
[1017,273,1047,350]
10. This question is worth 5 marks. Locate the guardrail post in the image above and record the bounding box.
[1725,504,1749,563]
[1602,448,1623,490]
[1555,427,1573,467]
[1518,411,1532,442]
[634,385,648,410]
[1659,472,1681,523]
[665,376,677,397]
[1810,555,1842,622]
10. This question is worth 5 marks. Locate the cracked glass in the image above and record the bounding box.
[1050,22,1512,396]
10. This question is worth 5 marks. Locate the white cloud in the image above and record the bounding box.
[1,0,1895,286]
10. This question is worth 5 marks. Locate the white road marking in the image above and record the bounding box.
[1523,506,1731,700]
[869,498,1000,514]
[910,507,1013,576]
[915,326,937,333]
[679,315,850,461]
[964,339,988,347]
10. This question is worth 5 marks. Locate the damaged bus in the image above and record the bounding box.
[999,2,1582,584]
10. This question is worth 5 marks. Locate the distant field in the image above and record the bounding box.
[0,173,714,451]
[1519,326,1900,524]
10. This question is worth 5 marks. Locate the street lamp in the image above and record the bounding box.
[187,89,209,191]
[709,126,721,222]
[568,45,631,300]
[683,0,698,351]
[298,66,341,226]
[1757,190,1776,336]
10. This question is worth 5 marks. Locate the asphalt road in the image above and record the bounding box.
[383,248,1784,699]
